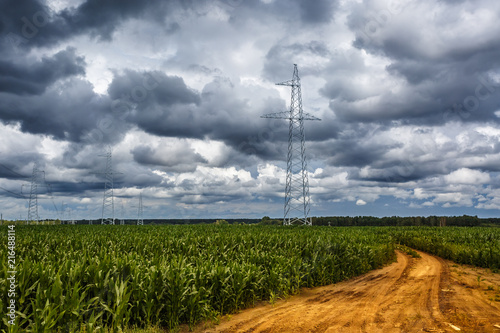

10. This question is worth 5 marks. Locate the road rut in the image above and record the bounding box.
[192,250,500,332]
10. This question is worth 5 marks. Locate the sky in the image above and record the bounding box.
[1,0,500,220]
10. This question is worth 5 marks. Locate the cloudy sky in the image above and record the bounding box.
[1,0,500,220]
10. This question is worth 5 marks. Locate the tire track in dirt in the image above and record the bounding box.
[191,250,500,333]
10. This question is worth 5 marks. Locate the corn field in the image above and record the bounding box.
[0,225,395,332]
[391,226,500,270]
[1,225,498,332]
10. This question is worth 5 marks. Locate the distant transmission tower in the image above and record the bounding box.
[137,193,143,225]
[119,201,125,225]
[68,208,75,225]
[27,163,41,224]
[261,64,321,225]
[100,146,115,225]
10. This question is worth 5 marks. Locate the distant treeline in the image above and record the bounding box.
[312,215,500,227]
[60,218,263,225]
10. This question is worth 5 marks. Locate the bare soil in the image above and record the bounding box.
[190,250,500,333]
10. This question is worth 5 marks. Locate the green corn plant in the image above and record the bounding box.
[100,278,132,331]
[3,224,497,331]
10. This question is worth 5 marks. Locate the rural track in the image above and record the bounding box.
[192,250,500,333]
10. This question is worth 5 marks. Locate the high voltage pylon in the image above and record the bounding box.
[100,146,115,225]
[27,163,41,224]
[137,193,143,225]
[119,201,125,225]
[261,64,320,226]
[68,208,75,225]
[25,163,55,224]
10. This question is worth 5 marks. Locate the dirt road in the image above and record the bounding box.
[193,250,500,333]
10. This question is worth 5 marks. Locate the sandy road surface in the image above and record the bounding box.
[191,250,500,333]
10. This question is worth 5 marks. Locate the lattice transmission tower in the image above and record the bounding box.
[137,193,143,225]
[261,64,320,225]
[119,201,125,225]
[100,146,115,225]
[68,208,75,225]
[27,163,41,224]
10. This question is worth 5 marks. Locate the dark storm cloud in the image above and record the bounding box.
[263,41,331,81]
[60,144,114,171]
[297,0,338,24]
[0,162,30,180]
[295,115,339,144]
[0,0,298,169]
[0,0,340,153]
[0,0,48,40]
[311,124,399,168]
[327,0,500,125]
[322,139,391,168]
[57,0,155,41]
[131,144,207,173]
[45,176,161,196]
[0,47,85,95]
[0,0,178,49]
[226,0,339,26]
[47,180,103,196]
[0,77,128,143]
[108,69,202,138]
[48,144,166,192]
[108,70,201,109]
[110,70,290,159]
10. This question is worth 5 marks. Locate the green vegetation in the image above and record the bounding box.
[1,225,499,332]
[1,219,63,225]
[259,216,282,225]
[6,214,499,226]
[313,215,500,227]
[391,227,500,269]
[0,225,395,332]
[395,244,421,258]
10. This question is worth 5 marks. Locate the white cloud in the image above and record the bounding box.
[444,168,491,185]
[356,199,367,206]
[434,192,473,207]
[413,188,429,200]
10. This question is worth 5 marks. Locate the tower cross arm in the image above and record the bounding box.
[260,111,290,119]
[302,112,321,121]
[261,111,321,121]
[276,80,297,87]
